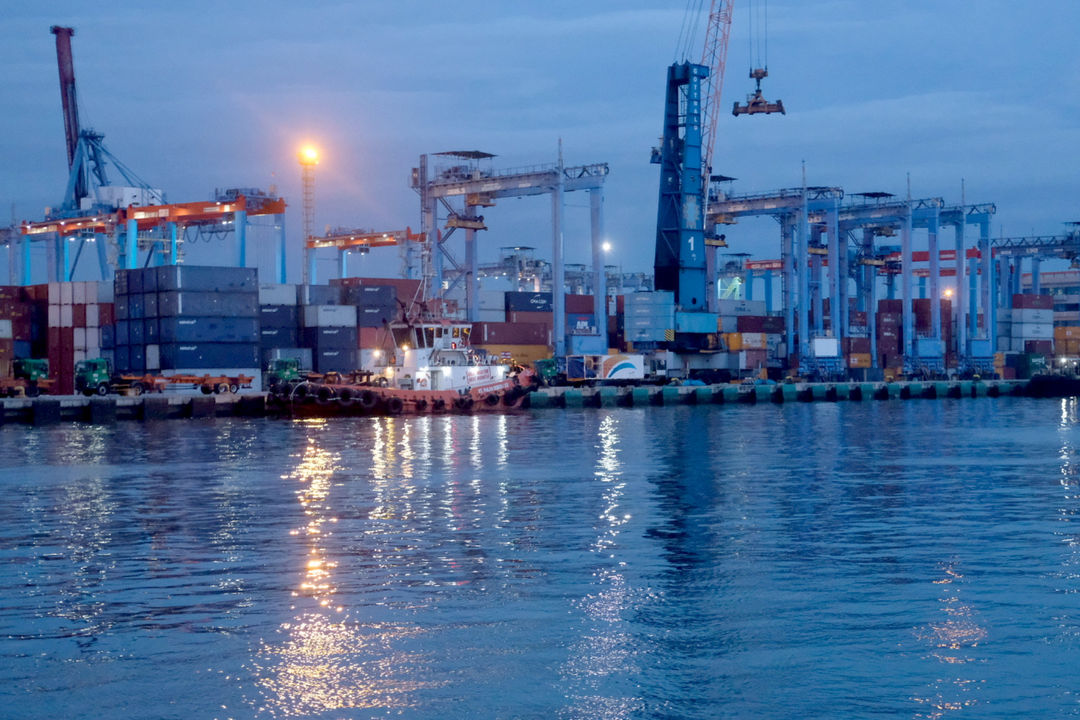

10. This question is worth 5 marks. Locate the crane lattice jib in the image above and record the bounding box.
[698,0,733,179]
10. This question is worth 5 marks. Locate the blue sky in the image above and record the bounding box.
[3,1,1079,281]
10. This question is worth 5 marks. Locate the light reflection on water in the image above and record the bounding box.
[1,401,1079,718]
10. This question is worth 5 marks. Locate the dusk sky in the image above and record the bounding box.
[3,1,1079,282]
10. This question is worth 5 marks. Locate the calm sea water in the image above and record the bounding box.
[1,399,1078,719]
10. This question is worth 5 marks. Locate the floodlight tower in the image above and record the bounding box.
[298,145,319,285]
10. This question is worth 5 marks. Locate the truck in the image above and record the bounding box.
[0,358,56,397]
[74,358,169,396]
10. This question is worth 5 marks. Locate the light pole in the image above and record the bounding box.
[298,145,319,285]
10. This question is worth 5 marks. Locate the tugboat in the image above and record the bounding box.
[267,317,538,416]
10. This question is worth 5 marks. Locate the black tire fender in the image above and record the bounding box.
[385,396,404,415]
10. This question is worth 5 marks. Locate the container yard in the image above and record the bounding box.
[3,16,1080,407]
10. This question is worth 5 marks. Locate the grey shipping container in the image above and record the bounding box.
[157,265,258,294]
[297,284,341,306]
[343,284,396,306]
[158,291,259,318]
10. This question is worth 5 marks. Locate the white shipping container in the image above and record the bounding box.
[1011,322,1053,339]
[61,282,73,306]
[716,299,767,316]
[86,304,100,328]
[73,349,86,364]
[259,283,297,306]
[60,304,73,328]
[740,332,767,350]
[812,337,840,357]
[303,304,357,327]
[1013,308,1053,324]
[478,290,505,310]
[477,308,506,322]
[73,281,88,305]
[74,328,86,348]
[0,319,11,339]
[48,305,59,327]
[48,281,62,305]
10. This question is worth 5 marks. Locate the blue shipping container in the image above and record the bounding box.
[160,342,260,370]
[129,345,146,372]
[159,316,260,343]
[158,291,259,318]
[343,285,396,307]
[128,294,144,319]
[113,345,130,372]
[140,267,158,294]
[101,324,115,349]
[157,265,258,294]
[115,319,130,346]
[301,326,358,350]
[313,348,358,373]
[114,272,128,297]
[505,291,554,312]
[129,319,145,345]
[144,291,158,318]
[356,303,399,327]
[144,318,159,344]
[259,304,300,329]
[260,327,300,347]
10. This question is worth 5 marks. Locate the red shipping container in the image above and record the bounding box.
[850,310,868,327]
[736,315,766,332]
[0,338,13,361]
[1000,366,1017,380]
[72,304,86,328]
[472,321,550,346]
[565,294,594,313]
[1013,293,1053,310]
[1024,340,1053,355]
[878,299,903,313]
[0,286,24,303]
[844,337,871,354]
[99,303,115,326]
[507,311,553,326]
[615,295,626,314]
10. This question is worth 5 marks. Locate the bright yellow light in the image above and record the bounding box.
[602,241,612,252]
[372,349,382,358]
[401,344,410,351]
[943,288,954,299]
[299,145,319,165]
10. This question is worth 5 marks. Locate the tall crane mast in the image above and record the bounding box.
[652,0,782,313]
[652,0,734,311]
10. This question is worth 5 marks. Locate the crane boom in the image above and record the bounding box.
[50,26,84,201]
[698,0,734,180]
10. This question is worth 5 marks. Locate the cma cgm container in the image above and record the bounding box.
[505,291,554,313]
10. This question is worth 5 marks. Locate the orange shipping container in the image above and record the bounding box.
[848,353,872,368]
[722,333,742,351]
[1054,326,1080,340]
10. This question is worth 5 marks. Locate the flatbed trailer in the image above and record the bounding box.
[168,373,254,394]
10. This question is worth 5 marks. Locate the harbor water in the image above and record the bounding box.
[2,399,1079,719]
